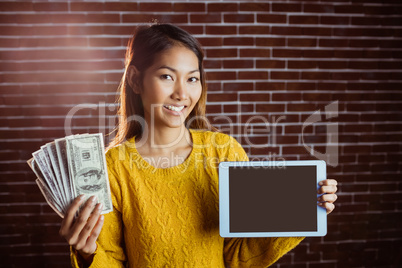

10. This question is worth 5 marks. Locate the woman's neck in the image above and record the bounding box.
[136,125,191,154]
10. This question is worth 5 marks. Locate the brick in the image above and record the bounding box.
[271,71,300,80]
[223,83,253,92]
[239,26,269,35]
[239,93,270,102]
[272,3,302,12]
[224,14,254,23]
[206,70,235,81]
[224,37,254,46]
[70,2,104,11]
[282,146,309,155]
[207,93,237,103]
[208,3,238,12]
[104,2,138,11]
[305,4,335,13]
[287,103,319,112]
[139,2,172,12]
[273,49,302,58]
[256,14,286,23]
[240,48,270,58]
[319,38,349,47]
[255,104,285,112]
[288,60,317,69]
[238,71,268,80]
[89,38,122,47]
[256,60,285,69]
[86,14,120,23]
[204,59,222,69]
[271,26,303,36]
[206,26,236,35]
[206,48,237,58]
[303,27,332,36]
[197,37,223,47]
[320,16,350,25]
[174,3,205,12]
[206,104,221,114]
[33,2,68,11]
[288,38,317,47]
[256,37,286,47]
[256,82,285,91]
[0,2,32,11]
[223,60,254,69]
[68,25,103,35]
[289,15,319,25]
[272,93,302,102]
[240,2,270,12]
[318,61,348,69]
[191,13,221,23]
[0,25,68,36]
[223,104,254,113]
[301,71,331,80]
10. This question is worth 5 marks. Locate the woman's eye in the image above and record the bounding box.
[161,74,173,80]
[188,77,199,83]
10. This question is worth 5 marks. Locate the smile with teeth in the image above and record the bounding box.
[163,105,185,112]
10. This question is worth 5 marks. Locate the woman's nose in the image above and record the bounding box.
[173,80,188,101]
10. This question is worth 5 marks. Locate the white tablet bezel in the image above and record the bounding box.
[219,160,327,237]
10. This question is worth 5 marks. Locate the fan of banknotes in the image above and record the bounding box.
[27,133,113,218]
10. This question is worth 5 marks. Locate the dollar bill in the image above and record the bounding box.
[55,138,74,205]
[66,133,113,214]
[35,178,64,218]
[42,143,68,207]
[32,150,65,209]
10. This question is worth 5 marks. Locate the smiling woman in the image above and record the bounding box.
[128,45,202,132]
[58,23,337,268]
[108,24,212,149]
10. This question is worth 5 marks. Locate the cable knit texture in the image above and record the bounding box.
[70,129,304,267]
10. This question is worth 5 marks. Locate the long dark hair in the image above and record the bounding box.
[108,23,214,149]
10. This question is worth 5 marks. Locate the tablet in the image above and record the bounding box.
[219,160,327,237]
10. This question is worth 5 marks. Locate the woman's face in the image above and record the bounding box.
[138,45,202,130]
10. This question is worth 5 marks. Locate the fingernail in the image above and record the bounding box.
[97,203,103,211]
[79,194,86,200]
[319,181,324,186]
[90,195,97,203]
[100,215,104,221]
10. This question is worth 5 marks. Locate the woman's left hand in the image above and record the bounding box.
[317,179,338,214]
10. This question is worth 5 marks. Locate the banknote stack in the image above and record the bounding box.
[27,133,113,218]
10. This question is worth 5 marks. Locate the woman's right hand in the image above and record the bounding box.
[59,195,104,262]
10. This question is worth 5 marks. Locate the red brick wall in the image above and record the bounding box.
[1,1,401,267]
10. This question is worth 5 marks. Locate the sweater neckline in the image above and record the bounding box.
[126,128,200,176]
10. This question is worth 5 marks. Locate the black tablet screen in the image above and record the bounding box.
[229,165,317,233]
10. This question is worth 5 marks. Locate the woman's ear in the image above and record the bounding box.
[127,65,140,94]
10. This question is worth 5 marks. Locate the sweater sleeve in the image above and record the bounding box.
[222,135,305,267]
[70,149,127,268]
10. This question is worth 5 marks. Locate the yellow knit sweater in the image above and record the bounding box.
[71,129,304,267]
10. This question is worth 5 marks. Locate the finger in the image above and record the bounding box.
[69,196,98,241]
[319,179,338,186]
[82,214,104,255]
[60,194,86,237]
[318,194,337,203]
[77,203,103,246]
[318,185,337,194]
[318,202,335,214]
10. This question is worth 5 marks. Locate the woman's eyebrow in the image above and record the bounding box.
[158,65,200,74]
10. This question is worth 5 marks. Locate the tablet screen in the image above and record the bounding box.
[229,165,317,233]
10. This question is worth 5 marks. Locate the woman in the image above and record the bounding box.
[60,23,338,267]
